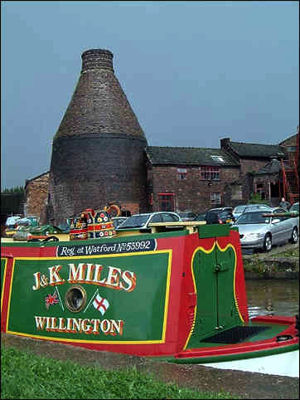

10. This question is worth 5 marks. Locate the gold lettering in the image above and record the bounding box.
[85,264,95,282]
[68,263,86,283]
[32,272,41,290]
[49,266,65,286]
[93,264,106,284]
[120,270,136,292]
[105,266,121,288]
[100,319,110,335]
[110,320,124,336]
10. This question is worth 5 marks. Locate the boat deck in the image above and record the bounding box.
[1,221,207,242]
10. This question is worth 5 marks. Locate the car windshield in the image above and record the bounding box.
[194,213,206,221]
[180,212,191,217]
[290,203,299,212]
[118,215,149,228]
[244,205,271,212]
[234,206,247,213]
[235,212,271,225]
[219,211,231,218]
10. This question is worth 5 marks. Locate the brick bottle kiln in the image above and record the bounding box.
[48,49,148,224]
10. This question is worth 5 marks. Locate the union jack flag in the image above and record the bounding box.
[45,292,59,309]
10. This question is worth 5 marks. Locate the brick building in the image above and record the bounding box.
[146,146,240,212]
[220,138,287,204]
[252,131,299,205]
[25,134,295,220]
[24,172,49,223]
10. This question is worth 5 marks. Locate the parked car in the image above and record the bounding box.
[232,204,272,220]
[206,208,235,224]
[193,208,234,224]
[57,221,71,233]
[178,211,197,221]
[16,216,39,228]
[195,207,233,224]
[233,207,299,252]
[193,212,207,221]
[116,211,182,232]
[5,215,22,229]
[289,202,299,214]
[13,224,65,241]
[4,215,22,237]
[112,216,128,228]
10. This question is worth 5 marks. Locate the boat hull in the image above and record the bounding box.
[200,348,299,377]
[1,225,298,376]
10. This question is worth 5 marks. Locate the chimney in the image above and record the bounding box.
[54,48,146,140]
[48,49,148,224]
[81,49,114,72]
[220,137,230,149]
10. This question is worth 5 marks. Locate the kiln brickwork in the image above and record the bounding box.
[49,49,148,224]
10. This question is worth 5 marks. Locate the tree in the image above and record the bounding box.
[248,192,268,205]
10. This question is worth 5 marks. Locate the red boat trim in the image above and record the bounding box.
[172,342,299,364]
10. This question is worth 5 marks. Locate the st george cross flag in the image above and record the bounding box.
[92,294,110,315]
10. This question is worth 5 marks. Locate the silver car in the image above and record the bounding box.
[233,207,299,252]
[232,204,272,221]
[111,216,128,228]
[116,211,182,232]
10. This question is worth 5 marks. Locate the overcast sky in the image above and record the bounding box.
[1,1,299,189]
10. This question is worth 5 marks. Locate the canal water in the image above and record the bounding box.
[245,279,299,318]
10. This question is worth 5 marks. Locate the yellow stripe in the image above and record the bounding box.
[1,258,8,312]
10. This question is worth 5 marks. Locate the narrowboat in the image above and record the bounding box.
[1,209,299,377]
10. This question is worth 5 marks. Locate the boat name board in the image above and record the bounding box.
[56,239,157,257]
[4,250,171,342]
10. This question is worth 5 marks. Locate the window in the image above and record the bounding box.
[200,166,220,180]
[162,213,180,222]
[158,193,175,211]
[177,168,187,180]
[211,155,225,163]
[150,214,163,223]
[210,192,221,205]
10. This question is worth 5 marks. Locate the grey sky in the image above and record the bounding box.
[1,1,299,189]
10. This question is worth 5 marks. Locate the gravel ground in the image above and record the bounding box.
[242,242,299,258]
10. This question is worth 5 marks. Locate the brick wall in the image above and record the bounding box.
[148,165,240,213]
[24,173,49,222]
[239,159,267,175]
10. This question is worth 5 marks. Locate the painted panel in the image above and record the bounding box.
[7,250,171,344]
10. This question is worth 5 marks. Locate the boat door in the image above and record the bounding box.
[187,239,242,345]
[214,242,241,332]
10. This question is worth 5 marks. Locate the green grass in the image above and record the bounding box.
[1,346,235,399]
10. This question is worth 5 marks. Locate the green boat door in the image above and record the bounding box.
[187,241,242,347]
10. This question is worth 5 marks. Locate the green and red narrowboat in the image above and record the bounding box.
[1,215,299,377]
